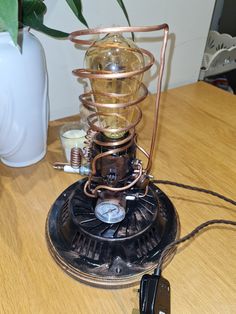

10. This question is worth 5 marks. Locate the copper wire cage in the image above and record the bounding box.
[69,24,169,197]
[46,24,179,287]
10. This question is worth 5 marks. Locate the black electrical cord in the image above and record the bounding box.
[154,219,236,275]
[153,179,236,207]
[151,179,236,274]
[139,180,236,313]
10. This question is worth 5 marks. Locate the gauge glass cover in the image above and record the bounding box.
[95,202,126,224]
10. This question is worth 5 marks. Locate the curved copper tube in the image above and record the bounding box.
[83,181,97,198]
[69,24,169,45]
[84,162,143,198]
[134,185,149,198]
[145,25,169,173]
[72,48,154,80]
[79,82,148,109]
[87,105,142,135]
[134,136,150,159]
[93,130,135,147]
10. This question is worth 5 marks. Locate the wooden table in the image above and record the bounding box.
[1,82,236,313]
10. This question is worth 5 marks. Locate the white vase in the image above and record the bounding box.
[0,28,49,167]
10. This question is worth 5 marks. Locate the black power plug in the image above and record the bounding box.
[139,272,170,314]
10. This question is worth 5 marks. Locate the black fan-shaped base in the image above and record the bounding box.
[46,178,179,288]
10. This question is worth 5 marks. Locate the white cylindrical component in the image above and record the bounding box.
[0,28,49,167]
[63,165,90,175]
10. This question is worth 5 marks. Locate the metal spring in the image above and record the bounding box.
[83,129,97,162]
[70,147,83,169]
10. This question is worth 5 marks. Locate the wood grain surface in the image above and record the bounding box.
[0,82,235,313]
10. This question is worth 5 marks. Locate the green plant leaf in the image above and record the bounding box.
[66,0,88,28]
[115,0,134,40]
[0,0,18,44]
[22,1,69,38]
[24,11,69,37]
[22,0,46,24]
[115,0,131,26]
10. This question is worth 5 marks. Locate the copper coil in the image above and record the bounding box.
[69,26,165,83]
[70,147,83,169]
[72,47,154,80]
[86,105,142,136]
[93,129,135,147]
[79,81,148,109]
[69,24,168,46]
[69,24,169,193]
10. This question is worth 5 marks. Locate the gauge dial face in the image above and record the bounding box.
[95,202,126,224]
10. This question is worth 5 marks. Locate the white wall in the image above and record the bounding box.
[32,0,215,120]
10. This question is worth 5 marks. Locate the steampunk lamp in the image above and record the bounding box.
[46,25,179,287]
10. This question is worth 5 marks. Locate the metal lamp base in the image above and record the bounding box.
[46,178,179,288]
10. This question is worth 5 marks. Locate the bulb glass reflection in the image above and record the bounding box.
[85,33,144,139]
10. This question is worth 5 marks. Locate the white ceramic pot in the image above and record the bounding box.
[0,28,49,167]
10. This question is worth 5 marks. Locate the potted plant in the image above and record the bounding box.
[0,0,130,167]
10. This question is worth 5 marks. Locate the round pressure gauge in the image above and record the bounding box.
[95,201,126,224]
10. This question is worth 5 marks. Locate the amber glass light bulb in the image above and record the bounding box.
[85,33,144,139]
